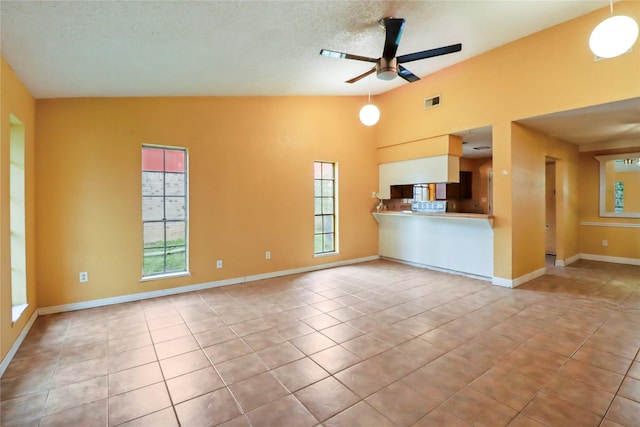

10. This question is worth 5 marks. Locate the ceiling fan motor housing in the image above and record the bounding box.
[377,57,398,80]
[320,16,461,84]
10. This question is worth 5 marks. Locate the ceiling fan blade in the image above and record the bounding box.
[346,67,376,84]
[382,18,405,59]
[397,43,462,64]
[320,49,378,63]
[398,65,420,83]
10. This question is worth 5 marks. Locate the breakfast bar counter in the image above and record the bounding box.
[372,211,494,279]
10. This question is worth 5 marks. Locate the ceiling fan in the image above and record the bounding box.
[320,17,462,84]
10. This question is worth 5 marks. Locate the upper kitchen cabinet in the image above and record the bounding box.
[436,171,472,200]
[378,155,460,199]
[377,135,463,199]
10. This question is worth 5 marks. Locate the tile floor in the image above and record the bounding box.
[1,259,640,426]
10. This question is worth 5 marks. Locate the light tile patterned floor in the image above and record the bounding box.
[1,259,640,426]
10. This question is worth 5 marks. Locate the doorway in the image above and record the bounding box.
[545,159,557,266]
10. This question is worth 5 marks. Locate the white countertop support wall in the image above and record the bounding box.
[372,212,494,279]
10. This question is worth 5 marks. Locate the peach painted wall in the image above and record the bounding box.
[35,96,379,308]
[511,123,580,277]
[1,56,37,361]
[376,1,640,280]
[578,149,640,261]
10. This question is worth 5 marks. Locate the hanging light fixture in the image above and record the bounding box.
[359,76,380,126]
[589,0,638,59]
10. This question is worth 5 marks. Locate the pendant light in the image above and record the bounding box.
[359,76,380,126]
[589,0,639,59]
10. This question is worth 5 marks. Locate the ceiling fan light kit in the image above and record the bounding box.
[320,16,462,126]
[589,0,639,59]
[359,103,381,126]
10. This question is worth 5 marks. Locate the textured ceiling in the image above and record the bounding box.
[2,1,638,155]
[1,0,610,98]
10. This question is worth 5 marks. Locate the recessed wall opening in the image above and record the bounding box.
[10,114,28,323]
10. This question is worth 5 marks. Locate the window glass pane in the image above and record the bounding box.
[314,179,322,196]
[322,180,333,197]
[142,171,164,196]
[142,147,164,171]
[322,163,334,179]
[166,197,186,220]
[165,150,185,173]
[165,247,186,272]
[314,235,324,253]
[314,198,322,215]
[322,197,334,214]
[314,216,323,233]
[143,222,165,248]
[142,197,164,221]
[143,248,165,275]
[323,233,334,252]
[165,172,185,196]
[314,162,322,179]
[166,221,186,245]
[323,215,334,233]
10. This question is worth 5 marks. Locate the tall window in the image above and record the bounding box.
[314,161,337,255]
[10,115,27,321]
[142,146,188,277]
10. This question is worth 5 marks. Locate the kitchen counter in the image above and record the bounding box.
[372,210,494,279]
[372,210,494,227]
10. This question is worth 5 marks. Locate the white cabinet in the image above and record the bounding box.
[378,155,460,199]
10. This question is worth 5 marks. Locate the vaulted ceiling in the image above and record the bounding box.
[2,1,638,154]
[0,0,611,98]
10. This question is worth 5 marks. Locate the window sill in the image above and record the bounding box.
[140,271,191,282]
[314,251,339,258]
[12,303,28,324]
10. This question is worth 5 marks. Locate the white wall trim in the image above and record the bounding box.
[555,253,581,267]
[491,277,514,288]
[492,266,547,289]
[580,221,640,229]
[580,253,640,266]
[38,256,380,315]
[380,256,493,282]
[0,309,39,378]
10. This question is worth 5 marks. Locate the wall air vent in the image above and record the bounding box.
[424,95,441,110]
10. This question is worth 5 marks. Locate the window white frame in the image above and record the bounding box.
[314,161,338,256]
[141,145,189,279]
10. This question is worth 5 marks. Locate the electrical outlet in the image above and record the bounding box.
[602,240,608,247]
[216,260,223,269]
[265,251,271,260]
[79,272,89,283]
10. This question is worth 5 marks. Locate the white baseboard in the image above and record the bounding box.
[2,256,374,374]
[493,253,638,288]
[492,266,547,289]
[380,257,493,282]
[0,309,39,378]
[38,255,380,315]
[579,253,640,266]
[554,253,581,267]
